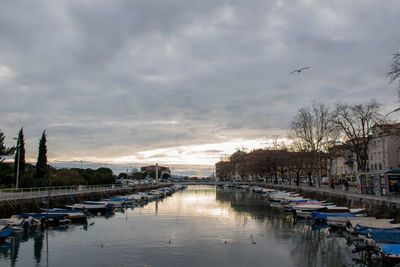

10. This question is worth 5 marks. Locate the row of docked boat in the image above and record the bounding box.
[247,187,367,221]
[0,185,187,242]
[243,186,400,265]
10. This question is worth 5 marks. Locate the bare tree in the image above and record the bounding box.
[287,139,312,186]
[388,52,400,97]
[331,100,381,172]
[290,102,333,187]
[245,150,272,181]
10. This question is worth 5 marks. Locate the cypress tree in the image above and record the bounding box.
[0,129,15,159]
[35,130,47,179]
[14,127,26,180]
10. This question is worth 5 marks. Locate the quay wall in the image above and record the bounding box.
[0,184,168,218]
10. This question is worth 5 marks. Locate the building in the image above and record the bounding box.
[369,123,400,172]
[367,123,400,195]
[330,143,359,180]
[140,165,171,179]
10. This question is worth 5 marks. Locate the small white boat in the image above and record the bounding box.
[293,205,327,218]
[269,192,291,202]
[347,217,399,234]
[66,202,112,212]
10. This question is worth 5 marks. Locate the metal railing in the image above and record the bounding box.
[0,184,129,200]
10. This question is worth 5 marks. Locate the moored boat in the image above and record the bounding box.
[19,213,70,226]
[0,226,13,243]
[66,201,113,213]
[376,244,400,264]
[40,208,88,222]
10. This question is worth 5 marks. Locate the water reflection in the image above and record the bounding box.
[33,231,44,263]
[0,186,387,266]
[214,188,377,267]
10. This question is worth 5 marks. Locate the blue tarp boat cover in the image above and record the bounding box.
[20,213,66,220]
[370,229,400,244]
[355,225,393,236]
[0,228,13,238]
[378,244,400,255]
[290,200,310,203]
[109,197,129,201]
[355,225,373,236]
[311,211,356,219]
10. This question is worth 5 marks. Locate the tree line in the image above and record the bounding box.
[216,99,384,186]
[0,128,115,187]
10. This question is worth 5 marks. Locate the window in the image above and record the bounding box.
[371,154,373,160]
[379,163,382,170]
[375,163,378,170]
[371,164,374,170]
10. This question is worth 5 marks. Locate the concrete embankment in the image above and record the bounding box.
[0,184,168,218]
[263,184,400,220]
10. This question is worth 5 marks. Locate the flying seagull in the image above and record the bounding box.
[289,67,311,74]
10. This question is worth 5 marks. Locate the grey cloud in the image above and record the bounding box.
[0,0,399,168]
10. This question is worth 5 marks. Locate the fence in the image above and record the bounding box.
[0,184,128,200]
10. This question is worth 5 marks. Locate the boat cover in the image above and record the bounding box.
[369,228,400,243]
[0,228,13,238]
[356,225,380,236]
[20,213,66,220]
[290,200,309,203]
[378,244,400,255]
[351,219,393,229]
[109,197,131,201]
[326,217,349,222]
[312,211,356,219]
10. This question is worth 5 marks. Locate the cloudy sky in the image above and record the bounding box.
[1,0,400,175]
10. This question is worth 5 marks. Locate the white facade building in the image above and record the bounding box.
[369,124,400,172]
[330,145,359,178]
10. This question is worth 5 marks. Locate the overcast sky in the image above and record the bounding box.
[1,0,400,175]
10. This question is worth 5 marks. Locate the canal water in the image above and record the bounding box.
[0,186,383,266]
